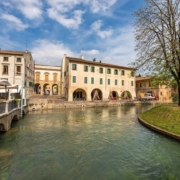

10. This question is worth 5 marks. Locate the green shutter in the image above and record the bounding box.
[72,76,76,83]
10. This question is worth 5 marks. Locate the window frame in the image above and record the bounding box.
[99,67,103,74]
[84,65,88,72]
[17,58,22,62]
[3,65,8,74]
[108,79,110,85]
[84,77,88,84]
[100,78,103,84]
[107,68,111,74]
[72,64,77,70]
[91,77,94,84]
[115,79,118,85]
[91,66,95,72]
[122,80,124,86]
[3,57,8,62]
[114,69,118,75]
[72,76,76,83]
[121,70,125,76]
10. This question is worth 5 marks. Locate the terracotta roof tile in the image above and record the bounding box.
[0,49,31,55]
[136,77,151,82]
[66,56,135,70]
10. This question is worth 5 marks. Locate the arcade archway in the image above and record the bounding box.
[91,89,103,100]
[73,89,87,100]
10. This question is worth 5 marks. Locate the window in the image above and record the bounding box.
[84,77,88,84]
[17,58,21,62]
[64,71,66,77]
[67,66,69,72]
[115,79,118,85]
[91,77,94,84]
[131,81,134,86]
[149,82,151,87]
[108,79,110,85]
[107,68,111,74]
[99,67,103,73]
[114,69,118,75]
[100,78,103,84]
[121,70,125,76]
[140,83,142,87]
[122,80,124,86]
[54,75,57,81]
[72,64,77,70]
[16,66,21,75]
[3,57,8,61]
[72,76,76,83]
[36,73,40,81]
[3,65,8,74]
[91,66,95,72]
[45,74,49,81]
[84,66,88,72]
[131,71,134,77]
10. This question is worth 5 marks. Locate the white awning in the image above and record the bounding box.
[11,85,21,93]
[0,89,8,93]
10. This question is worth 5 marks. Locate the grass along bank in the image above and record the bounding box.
[139,104,180,136]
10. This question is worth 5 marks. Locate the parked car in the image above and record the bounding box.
[141,93,155,100]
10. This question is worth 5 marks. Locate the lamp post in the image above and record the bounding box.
[20,72,24,119]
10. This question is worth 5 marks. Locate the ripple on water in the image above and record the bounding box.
[0,105,180,180]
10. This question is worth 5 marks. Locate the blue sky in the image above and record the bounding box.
[0,0,144,66]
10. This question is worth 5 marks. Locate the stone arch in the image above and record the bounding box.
[43,83,50,95]
[0,124,5,131]
[91,88,103,100]
[121,91,132,99]
[109,91,119,100]
[12,114,19,121]
[34,83,41,94]
[52,84,58,95]
[73,88,87,101]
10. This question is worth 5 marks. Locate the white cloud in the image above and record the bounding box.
[81,49,99,55]
[8,0,42,20]
[0,14,28,31]
[91,20,113,38]
[31,39,76,65]
[47,8,84,29]
[90,0,117,13]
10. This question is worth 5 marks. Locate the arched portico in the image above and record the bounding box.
[44,84,50,95]
[91,89,103,100]
[121,91,132,99]
[52,84,58,95]
[34,83,41,94]
[109,91,119,100]
[73,89,87,101]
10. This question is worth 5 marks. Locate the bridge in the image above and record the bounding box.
[0,100,28,131]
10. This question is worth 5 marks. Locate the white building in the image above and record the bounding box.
[34,64,61,96]
[61,55,136,101]
[0,50,35,98]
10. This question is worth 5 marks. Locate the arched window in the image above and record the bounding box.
[35,72,40,81]
[44,72,49,81]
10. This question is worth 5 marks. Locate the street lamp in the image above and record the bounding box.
[16,72,24,119]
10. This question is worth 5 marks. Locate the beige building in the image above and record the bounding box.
[136,77,172,102]
[34,65,61,96]
[0,49,35,98]
[61,55,136,101]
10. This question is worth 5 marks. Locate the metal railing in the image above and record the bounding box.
[0,102,6,114]
[8,101,18,112]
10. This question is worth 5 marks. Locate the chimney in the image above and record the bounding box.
[64,54,67,57]
[81,55,84,59]
[93,58,96,62]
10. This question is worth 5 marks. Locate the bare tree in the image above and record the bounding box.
[133,0,180,105]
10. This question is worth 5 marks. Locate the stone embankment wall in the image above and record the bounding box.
[27,98,162,111]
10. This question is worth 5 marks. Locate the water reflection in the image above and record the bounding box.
[0,105,180,180]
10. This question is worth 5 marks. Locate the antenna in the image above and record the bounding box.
[26,39,28,51]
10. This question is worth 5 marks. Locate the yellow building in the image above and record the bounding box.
[136,77,172,102]
[34,65,61,96]
[61,55,136,101]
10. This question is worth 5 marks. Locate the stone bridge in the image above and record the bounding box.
[0,100,28,131]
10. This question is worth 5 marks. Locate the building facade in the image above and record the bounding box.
[61,55,136,101]
[136,77,172,102]
[34,65,61,96]
[0,50,35,98]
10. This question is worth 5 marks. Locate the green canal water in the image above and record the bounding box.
[0,105,180,180]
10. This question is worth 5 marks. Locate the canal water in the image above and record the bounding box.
[0,105,180,180]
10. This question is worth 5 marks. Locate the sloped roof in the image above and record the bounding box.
[0,49,30,55]
[136,77,151,82]
[66,56,135,70]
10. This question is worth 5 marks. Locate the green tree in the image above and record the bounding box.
[132,0,180,106]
